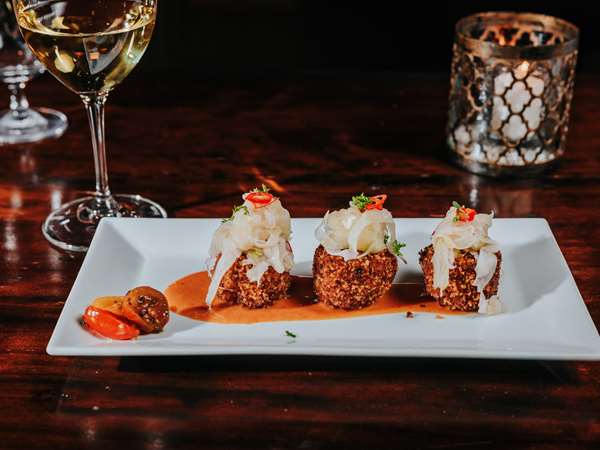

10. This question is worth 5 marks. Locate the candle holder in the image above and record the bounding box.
[447,12,579,176]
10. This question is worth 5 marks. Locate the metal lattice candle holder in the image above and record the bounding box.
[447,12,579,176]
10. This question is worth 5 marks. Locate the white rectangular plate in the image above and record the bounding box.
[47,218,600,360]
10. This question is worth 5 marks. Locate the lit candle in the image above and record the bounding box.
[491,61,544,143]
[448,12,579,175]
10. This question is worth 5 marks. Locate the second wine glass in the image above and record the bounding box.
[13,0,166,252]
[0,0,67,144]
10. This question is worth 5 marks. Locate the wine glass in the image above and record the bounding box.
[0,0,67,144]
[13,0,166,252]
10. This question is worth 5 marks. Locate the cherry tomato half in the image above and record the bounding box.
[82,306,140,340]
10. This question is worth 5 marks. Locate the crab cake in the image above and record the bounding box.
[312,194,405,310]
[313,245,397,310]
[419,245,502,312]
[419,202,502,314]
[205,187,294,309]
[214,255,291,308]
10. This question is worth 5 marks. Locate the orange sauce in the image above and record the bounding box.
[165,272,465,324]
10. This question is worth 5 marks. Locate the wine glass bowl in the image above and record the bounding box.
[0,0,67,144]
[15,0,156,95]
[14,0,166,252]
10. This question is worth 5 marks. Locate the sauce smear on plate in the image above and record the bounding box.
[166,272,465,324]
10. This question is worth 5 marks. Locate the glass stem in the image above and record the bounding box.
[8,82,31,120]
[81,93,119,217]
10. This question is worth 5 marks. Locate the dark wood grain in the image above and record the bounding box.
[1,71,600,450]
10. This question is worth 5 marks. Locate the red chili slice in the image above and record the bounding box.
[82,306,140,340]
[457,207,477,222]
[246,191,274,208]
[366,194,388,210]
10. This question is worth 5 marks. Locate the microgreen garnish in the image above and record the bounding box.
[222,204,249,223]
[249,184,271,193]
[352,193,371,211]
[452,201,462,222]
[391,240,406,257]
[384,234,389,245]
[351,193,388,211]
[234,205,249,215]
[285,330,297,338]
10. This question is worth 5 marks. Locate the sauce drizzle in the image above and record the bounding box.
[165,272,465,324]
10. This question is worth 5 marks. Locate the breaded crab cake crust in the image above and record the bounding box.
[419,245,501,312]
[214,255,291,308]
[313,245,397,310]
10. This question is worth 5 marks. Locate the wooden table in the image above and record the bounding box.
[2,72,599,449]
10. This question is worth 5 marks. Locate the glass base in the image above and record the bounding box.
[449,150,560,178]
[0,107,68,144]
[42,194,167,253]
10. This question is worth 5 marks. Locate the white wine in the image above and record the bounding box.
[15,0,156,95]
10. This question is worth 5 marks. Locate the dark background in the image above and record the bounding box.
[140,0,600,76]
